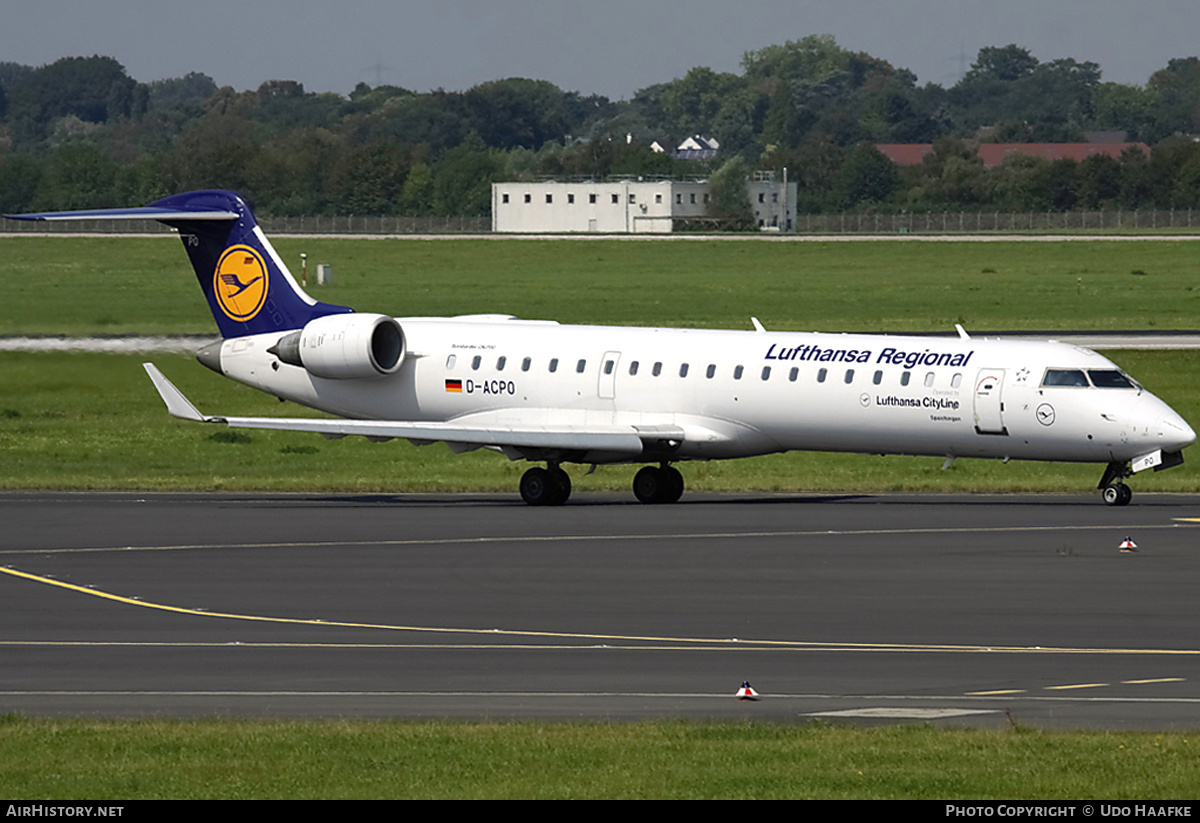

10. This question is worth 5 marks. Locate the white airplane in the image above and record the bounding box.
[8,190,1195,506]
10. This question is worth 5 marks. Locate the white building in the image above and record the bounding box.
[491,178,797,234]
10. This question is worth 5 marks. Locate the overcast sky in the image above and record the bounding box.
[4,1,1198,99]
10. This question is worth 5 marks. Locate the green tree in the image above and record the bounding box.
[832,142,899,209]
[707,156,754,229]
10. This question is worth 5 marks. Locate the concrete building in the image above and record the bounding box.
[491,177,797,233]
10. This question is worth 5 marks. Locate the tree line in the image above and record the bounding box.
[2,38,1200,218]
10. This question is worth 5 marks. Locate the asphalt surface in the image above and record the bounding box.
[3,490,1200,728]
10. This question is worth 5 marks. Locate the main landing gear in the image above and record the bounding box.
[517,462,686,506]
[633,464,684,504]
[1098,460,1134,507]
[519,464,572,506]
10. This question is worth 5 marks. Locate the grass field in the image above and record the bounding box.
[2,717,1198,799]
[2,235,1200,335]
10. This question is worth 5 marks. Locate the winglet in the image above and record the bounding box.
[143,363,206,422]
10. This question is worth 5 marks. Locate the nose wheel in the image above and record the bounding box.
[1101,482,1133,506]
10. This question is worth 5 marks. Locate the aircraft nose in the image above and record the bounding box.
[1129,395,1196,453]
[1159,410,1196,452]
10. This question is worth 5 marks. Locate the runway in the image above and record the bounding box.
[3,490,1200,728]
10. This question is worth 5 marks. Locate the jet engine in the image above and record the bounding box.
[271,313,405,379]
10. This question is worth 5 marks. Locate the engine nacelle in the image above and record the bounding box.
[272,313,405,379]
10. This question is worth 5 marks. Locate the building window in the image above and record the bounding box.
[676,194,682,204]
[690,193,696,204]
[612,194,619,204]
[590,193,597,204]
[546,194,553,204]
[501,194,509,204]
[629,194,636,204]
[524,193,531,203]
[655,193,663,204]
[568,193,575,204]
[758,193,765,203]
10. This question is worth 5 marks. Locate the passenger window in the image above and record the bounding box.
[496,356,506,371]
[446,355,456,369]
[679,363,689,378]
[733,365,744,380]
[576,359,586,373]
[706,364,716,379]
[844,369,854,384]
[522,357,531,372]
[549,358,558,373]
[873,370,883,385]
[629,361,639,376]
[924,372,935,387]
[951,373,962,388]
[604,360,615,375]
[817,368,827,383]
[653,362,663,376]
[472,355,481,370]
[761,366,771,381]
[789,367,798,382]
[900,371,911,386]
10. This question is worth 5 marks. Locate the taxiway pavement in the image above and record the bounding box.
[2,490,1199,728]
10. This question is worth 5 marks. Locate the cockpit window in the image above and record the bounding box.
[1088,369,1137,389]
[1041,369,1088,387]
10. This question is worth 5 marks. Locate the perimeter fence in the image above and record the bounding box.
[0,215,491,235]
[2,210,1198,235]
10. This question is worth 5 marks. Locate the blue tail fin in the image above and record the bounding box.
[147,191,352,338]
[5,189,352,338]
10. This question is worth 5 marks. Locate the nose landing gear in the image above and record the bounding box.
[1099,461,1133,507]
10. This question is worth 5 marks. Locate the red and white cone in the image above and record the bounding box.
[1119,537,1138,553]
[735,681,759,700]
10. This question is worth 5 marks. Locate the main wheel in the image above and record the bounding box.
[633,465,684,504]
[548,466,572,506]
[633,466,664,504]
[520,467,552,506]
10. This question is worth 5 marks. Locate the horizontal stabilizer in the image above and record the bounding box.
[5,206,238,221]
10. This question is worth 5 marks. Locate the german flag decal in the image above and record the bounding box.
[445,379,463,393]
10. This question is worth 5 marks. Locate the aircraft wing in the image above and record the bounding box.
[143,363,651,456]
